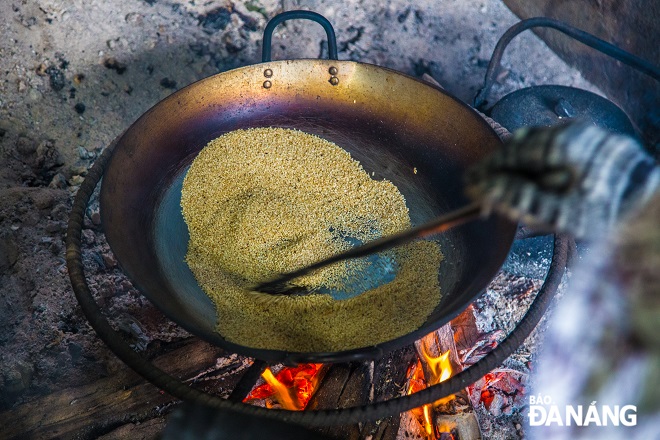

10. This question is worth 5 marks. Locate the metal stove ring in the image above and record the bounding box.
[66,135,571,427]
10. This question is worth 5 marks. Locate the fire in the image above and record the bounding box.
[407,347,455,438]
[420,344,452,385]
[243,363,324,410]
[261,368,301,410]
[407,358,432,436]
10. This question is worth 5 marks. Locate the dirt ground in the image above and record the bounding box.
[0,0,600,438]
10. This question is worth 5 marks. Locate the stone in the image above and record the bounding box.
[68,165,88,176]
[68,342,83,362]
[102,252,117,268]
[81,229,96,245]
[49,203,69,221]
[49,240,63,255]
[16,136,37,156]
[103,57,127,74]
[34,140,64,172]
[35,63,48,76]
[48,173,67,189]
[30,189,54,209]
[77,146,91,159]
[125,12,144,25]
[120,280,133,293]
[45,221,63,233]
[2,362,34,394]
[45,66,66,91]
[69,175,84,186]
[22,211,40,226]
[0,238,19,274]
[159,77,177,89]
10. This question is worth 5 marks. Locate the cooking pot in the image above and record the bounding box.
[98,11,516,365]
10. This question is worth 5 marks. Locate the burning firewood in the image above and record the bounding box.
[400,324,482,439]
[243,363,326,410]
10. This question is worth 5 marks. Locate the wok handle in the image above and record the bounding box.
[473,17,660,109]
[262,10,338,62]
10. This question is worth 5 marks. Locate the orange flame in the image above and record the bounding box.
[407,347,455,439]
[437,420,456,438]
[261,368,302,410]
[420,345,452,385]
[422,403,434,437]
[244,364,324,410]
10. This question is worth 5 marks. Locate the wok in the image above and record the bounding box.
[99,11,516,365]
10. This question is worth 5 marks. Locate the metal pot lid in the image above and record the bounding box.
[489,85,637,136]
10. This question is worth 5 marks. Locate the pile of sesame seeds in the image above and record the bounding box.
[181,127,443,352]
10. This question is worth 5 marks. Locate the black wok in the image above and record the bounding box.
[99,11,516,364]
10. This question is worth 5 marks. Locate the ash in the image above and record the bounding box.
[0,0,599,438]
[467,235,568,440]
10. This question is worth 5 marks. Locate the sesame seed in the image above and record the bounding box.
[181,127,443,352]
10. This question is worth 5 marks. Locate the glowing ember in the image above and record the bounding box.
[243,364,324,410]
[407,347,455,438]
[469,370,526,415]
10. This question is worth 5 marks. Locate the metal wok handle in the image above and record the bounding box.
[473,17,660,109]
[262,10,338,62]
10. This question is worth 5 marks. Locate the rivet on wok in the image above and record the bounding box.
[263,80,272,89]
[329,66,338,75]
[264,68,273,78]
[329,76,339,86]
